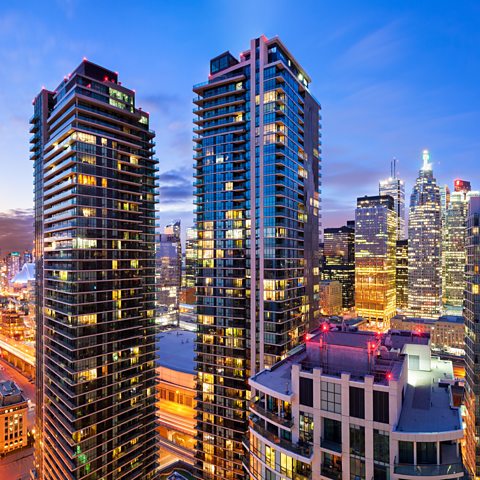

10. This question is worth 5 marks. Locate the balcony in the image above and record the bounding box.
[393,463,464,476]
[249,401,293,428]
[321,466,342,480]
[249,418,312,460]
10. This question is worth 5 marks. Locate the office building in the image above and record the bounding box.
[157,330,196,470]
[157,221,182,326]
[408,150,442,318]
[379,158,406,240]
[247,327,464,480]
[31,60,158,479]
[355,195,397,329]
[319,280,342,316]
[464,196,480,477]
[391,314,464,351]
[0,381,28,454]
[395,239,408,311]
[322,225,355,309]
[443,180,479,315]
[5,252,21,283]
[193,36,321,479]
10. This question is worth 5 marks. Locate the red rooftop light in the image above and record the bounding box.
[386,373,392,381]
[322,323,328,332]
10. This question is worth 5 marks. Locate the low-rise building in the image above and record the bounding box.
[319,281,343,316]
[0,380,28,454]
[391,315,464,351]
[246,327,463,480]
[157,330,196,470]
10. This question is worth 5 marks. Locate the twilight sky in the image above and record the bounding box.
[1,0,480,251]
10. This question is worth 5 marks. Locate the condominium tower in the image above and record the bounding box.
[465,196,480,477]
[379,158,406,240]
[355,195,397,329]
[31,60,158,479]
[395,239,408,311]
[443,179,479,315]
[193,36,321,479]
[407,150,442,318]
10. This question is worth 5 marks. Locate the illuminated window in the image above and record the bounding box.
[101,178,108,188]
[265,445,275,469]
[82,208,95,217]
[76,132,96,144]
[473,284,480,295]
[78,314,97,325]
[225,182,233,191]
[78,174,96,186]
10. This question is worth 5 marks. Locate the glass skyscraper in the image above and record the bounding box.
[464,196,480,477]
[193,36,321,479]
[407,150,442,318]
[31,60,158,479]
[355,195,397,329]
[442,180,479,315]
[379,158,406,240]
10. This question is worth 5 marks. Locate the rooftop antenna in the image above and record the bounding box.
[391,157,397,179]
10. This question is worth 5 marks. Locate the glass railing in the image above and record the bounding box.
[394,463,463,476]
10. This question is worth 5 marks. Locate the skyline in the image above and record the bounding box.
[2,0,480,251]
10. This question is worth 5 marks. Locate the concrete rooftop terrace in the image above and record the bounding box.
[157,329,195,374]
[395,357,462,433]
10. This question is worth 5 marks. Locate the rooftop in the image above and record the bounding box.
[157,330,195,374]
[0,380,26,407]
[393,314,464,325]
[396,358,462,433]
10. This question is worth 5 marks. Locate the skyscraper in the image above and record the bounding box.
[407,150,442,318]
[464,196,480,477]
[443,180,479,315]
[395,239,408,311]
[157,220,182,325]
[322,224,355,309]
[31,60,158,479]
[355,195,397,329]
[5,251,21,283]
[379,158,406,240]
[193,36,321,479]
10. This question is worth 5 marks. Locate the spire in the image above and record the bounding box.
[421,149,432,171]
[391,158,397,179]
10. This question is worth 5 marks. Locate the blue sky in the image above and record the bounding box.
[1,0,480,250]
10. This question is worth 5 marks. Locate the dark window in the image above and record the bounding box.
[398,441,414,464]
[349,424,365,457]
[373,390,390,424]
[373,429,389,463]
[300,377,313,407]
[417,442,437,464]
[373,464,388,480]
[324,417,342,445]
[349,386,365,419]
[350,456,365,480]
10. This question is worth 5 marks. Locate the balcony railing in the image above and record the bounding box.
[394,463,464,476]
[321,466,342,480]
[250,401,293,428]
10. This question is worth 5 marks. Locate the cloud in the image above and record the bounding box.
[142,93,183,116]
[0,209,33,253]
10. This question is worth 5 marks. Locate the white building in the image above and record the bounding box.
[246,326,463,480]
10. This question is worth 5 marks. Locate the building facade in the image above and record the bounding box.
[322,225,355,310]
[379,158,406,240]
[247,327,464,480]
[157,221,182,326]
[193,36,321,479]
[443,180,479,315]
[395,239,408,312]
[464,196,480,477]
[355,195,397,329]
[31,60,158,479]
[408,151,442,318]
[0,380,28,455]
[391,314,465,350]
[5,252,21,284]
[319,280,342,316]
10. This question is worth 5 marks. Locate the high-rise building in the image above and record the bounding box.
[443,180,479,315]
[355,195,397,329]
[379,158,406,240]
[157,220,182,325]
[407,150,442,318]
[183,226,197,289]
[248,327,464,480]
[395,239,408,311]
[5,251,21,283]
[322,224,355,309]
[464,196,480,477]
[193,36,321,480]
[319,280,342,315]
[31,60,158,479]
